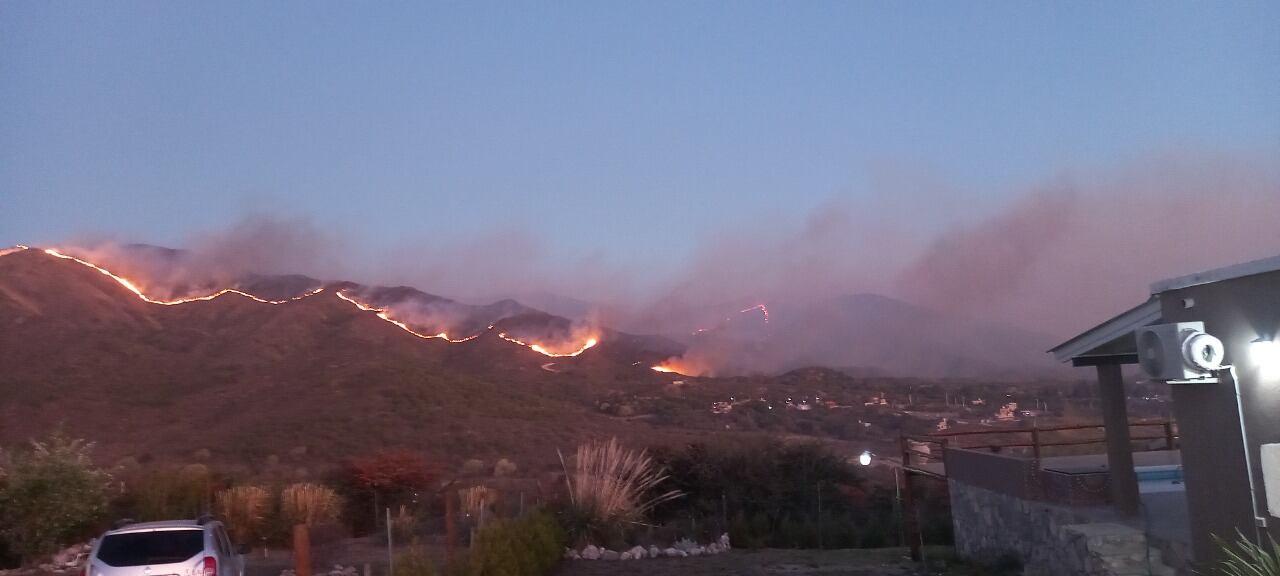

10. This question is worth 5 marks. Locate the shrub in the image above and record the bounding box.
[492,459,517,478]
[459,486,499,525]
[649,439,890,549]
[0,432,111,564]
[215,486,270,543]
[280,483,341,526]
[557,438,681,545]
[392,544,437,576]
[127,464,213,521]
[466,510,563,576]
[1215,531,1280,576]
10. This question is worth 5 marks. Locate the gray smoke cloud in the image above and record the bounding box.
[47,151,1280,376]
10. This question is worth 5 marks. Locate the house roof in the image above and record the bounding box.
[1050,253,1280,365]
[1049,297,1161,365]
[1149,253,1280,294]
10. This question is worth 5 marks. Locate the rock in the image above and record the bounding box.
[720,533,731,549]
[706,543,720,555]
[601,550,620,561]
[581,545,601,560]
[689,546,704,557]
[563,548,580,560]
[619,551,633,561]
[664,548,686,558]
[627,546,647,560]
[648,545,661,558]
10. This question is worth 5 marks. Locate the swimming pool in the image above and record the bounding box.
[1137,464,1184,493]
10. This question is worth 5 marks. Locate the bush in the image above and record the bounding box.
[392,544,437,576]
[0,432,111,565]
[557,438,681,546]
[280,483,341,526]
[126,464,213,521]
[215,485,270,543]
[650,439,896,549]
[466,510,563,576]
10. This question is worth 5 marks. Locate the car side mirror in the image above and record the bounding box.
[236,543,250,556]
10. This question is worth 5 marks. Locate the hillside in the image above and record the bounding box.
[0,248,688,469]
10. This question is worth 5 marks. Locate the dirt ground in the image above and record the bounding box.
[554,547,959,576]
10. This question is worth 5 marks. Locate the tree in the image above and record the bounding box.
[0,432,111,564]
[332,449,438,535]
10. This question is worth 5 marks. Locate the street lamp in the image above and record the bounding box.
[857,450,906,548]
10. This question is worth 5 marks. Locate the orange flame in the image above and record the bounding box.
[651,365,679,373]
[40,248,323,305]
[9,245,602,360]
[497,332,599,357]
[333,291,480,343]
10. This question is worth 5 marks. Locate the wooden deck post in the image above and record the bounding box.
[1096,363,1140,516]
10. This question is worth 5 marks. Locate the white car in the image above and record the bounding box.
[85,518,246,576]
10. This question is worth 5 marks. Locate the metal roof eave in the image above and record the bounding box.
[1049,296,1162,363]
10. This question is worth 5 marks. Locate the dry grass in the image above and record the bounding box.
[558,437,682,536]
[459,486,500,521]
[214,485,270,542]
[280,483,341,526]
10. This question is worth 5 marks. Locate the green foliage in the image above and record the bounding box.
[1214,531,1280,576]
[650,439,911,549]
[392,544,438,576]
[0,432,111,564]
[466,510,563,576]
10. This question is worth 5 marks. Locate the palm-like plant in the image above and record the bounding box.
[557,438,682,543]
[214,486,270,543]
[1214,531,1280,576]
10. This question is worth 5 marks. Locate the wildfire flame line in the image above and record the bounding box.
[39,247,323,305]
[333,291,480,343]
[692,303,770,335]
[3,245,602,359]
[496,332,598,357]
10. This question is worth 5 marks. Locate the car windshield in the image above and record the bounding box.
[96,530,204,567]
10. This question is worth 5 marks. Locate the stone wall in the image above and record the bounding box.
[950,479,1180,576]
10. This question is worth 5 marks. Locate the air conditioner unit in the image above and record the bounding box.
[1135,322,1223,383]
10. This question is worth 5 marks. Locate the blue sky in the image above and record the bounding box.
[2,1,1277,274]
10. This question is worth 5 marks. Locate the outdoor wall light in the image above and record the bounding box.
[1252,337,1280,379]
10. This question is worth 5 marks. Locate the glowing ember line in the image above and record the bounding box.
[741,304,770,323]
[334,291,480,342]
[40,248,322,305]
[20,244,599,360]
[497,332,599,357]
[651,365,678,373]
[691,303,770,335]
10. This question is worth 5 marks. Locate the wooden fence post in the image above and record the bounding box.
[292,525,311,576]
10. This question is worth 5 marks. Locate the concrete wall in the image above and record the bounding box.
[950,479,1181,576]
[1161,270,1280,559]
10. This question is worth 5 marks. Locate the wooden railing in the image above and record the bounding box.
[900,419,1177,468]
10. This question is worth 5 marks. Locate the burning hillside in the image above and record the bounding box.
[3,245,606,360]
